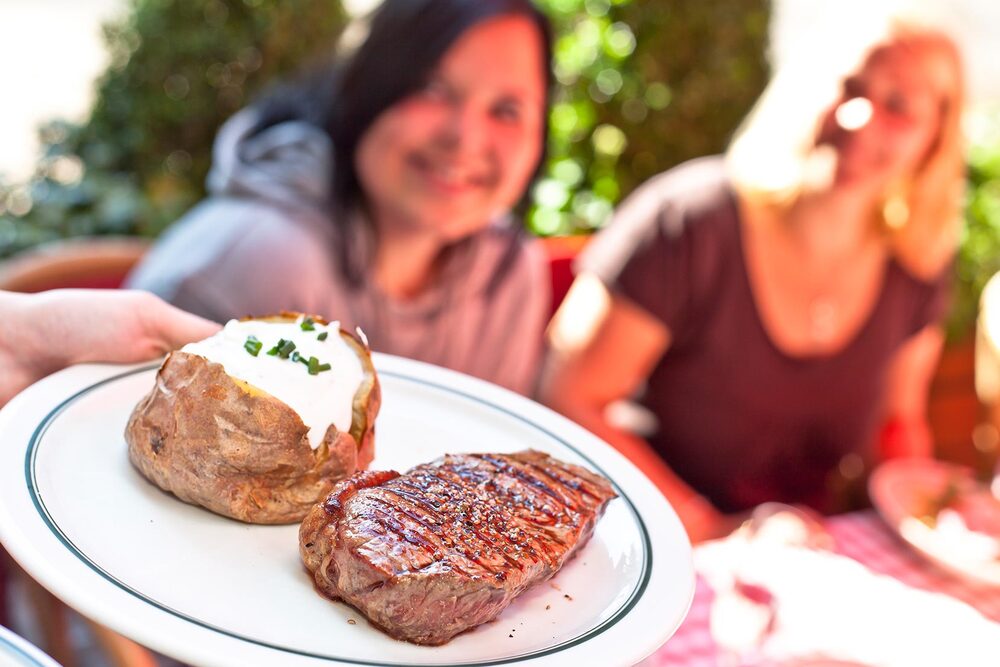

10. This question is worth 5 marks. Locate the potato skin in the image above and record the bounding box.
[125,326,380,524]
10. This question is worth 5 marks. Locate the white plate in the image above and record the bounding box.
[0,354,693,667]
[0,626,60,667]
[869,458,1000,586]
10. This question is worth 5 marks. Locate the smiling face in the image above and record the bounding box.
[354,14,547,242]
[816,39,952,192]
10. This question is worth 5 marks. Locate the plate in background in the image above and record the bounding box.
[870,457,1000,587]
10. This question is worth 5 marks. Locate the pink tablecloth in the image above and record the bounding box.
[640,511,1000,667]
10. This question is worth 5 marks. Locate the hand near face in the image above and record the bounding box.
[0,289,221,407]
[816,33,963,201]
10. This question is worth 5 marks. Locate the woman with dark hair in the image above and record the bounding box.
[128,0,552,395]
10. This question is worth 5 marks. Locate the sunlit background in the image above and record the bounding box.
[0,0,378,181]
[0,0,119,182]
[3,0,1000,340]
[0,0,769,240]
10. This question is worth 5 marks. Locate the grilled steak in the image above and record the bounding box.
[299,450,617,645]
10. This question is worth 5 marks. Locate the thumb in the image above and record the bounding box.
[145,299,222,352]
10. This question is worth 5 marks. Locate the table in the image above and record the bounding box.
[639,511,1000,666]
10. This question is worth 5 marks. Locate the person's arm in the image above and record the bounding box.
[539,273,740,542]
[877,324,945,459]
[0,289,220,407]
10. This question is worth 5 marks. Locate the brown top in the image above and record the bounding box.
[579,157,950,512]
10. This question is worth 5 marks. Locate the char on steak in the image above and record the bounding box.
[299,450,617,645]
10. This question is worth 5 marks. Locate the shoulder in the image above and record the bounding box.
[127,198,335,301]
[579,156,738,280]
[613,156,735,238]
[627,155,733,208]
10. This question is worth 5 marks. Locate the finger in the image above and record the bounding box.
[144,298,222,351]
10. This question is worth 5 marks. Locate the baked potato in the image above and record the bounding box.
[125,313,379,524]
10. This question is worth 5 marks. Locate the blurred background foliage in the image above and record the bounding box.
[531,0,768,235]
[955,107,1000,338]
[0,0,768,247]
[0,0,348,255]
[0,0,998,335]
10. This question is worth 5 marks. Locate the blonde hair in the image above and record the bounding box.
[727,25,966,280]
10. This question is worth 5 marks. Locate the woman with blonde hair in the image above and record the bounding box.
[540,27,966,542]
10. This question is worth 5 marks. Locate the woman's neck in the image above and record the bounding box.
[782,187,881,263]
[370,223,447,301]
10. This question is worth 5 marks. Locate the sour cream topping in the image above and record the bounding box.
[181,318,364,449]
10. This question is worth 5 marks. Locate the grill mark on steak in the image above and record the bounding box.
[519,456,609,502]
[368,494,506,580]
[374,490,447,534]
[384,475,532,574]
[427,465,555,563]
[322,470,400,516]
[383,486,448,518]
[394,458,578,571]
[474,453,575,510]
[353,491,523,579]
[378,487,534,576]
[397,469,466,500]
[368,504,439,553]
[433,458,563,526]
[299,450,617,645]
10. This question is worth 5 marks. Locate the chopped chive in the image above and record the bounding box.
[316,362,332,373]
[307,356,321,375]
[290,351,301,362]
[300,317,316,331]
[317,331,329,341]
[266,338,297,358]
[244,335,263,357]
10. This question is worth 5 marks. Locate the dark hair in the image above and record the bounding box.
[252,0,553,212]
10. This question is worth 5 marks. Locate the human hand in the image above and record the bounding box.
[681,494,752,544]
[693,511,754,544]
[0,289,220,406]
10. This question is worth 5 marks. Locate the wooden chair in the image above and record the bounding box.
[539,234,590,317]
[0,236,150,292]
[0,235,158,667]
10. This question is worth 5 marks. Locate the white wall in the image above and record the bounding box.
[0,0,124,183]
[770,0,1000,105]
